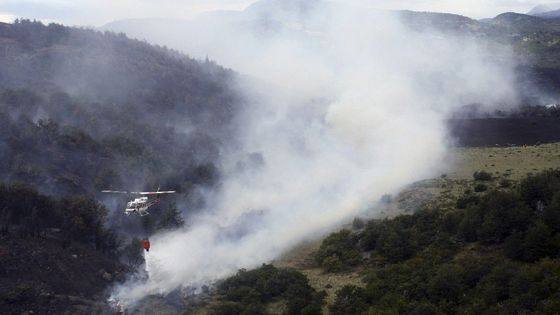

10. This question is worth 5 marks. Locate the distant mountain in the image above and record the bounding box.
[102,0,504,71]
[534,8,560,18]
[525,2,560,18]
[101,0,560,102]
[397,10,498,37]
[489,12,560,33]
[528,4,555,15]
[0,19,240,194]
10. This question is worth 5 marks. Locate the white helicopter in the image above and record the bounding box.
[101,188,176,216]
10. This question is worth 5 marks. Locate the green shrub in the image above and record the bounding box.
[330,286,369,315]
[324,171,560,315]
[216,265,323,315]
[315,230,361,271]
[456,194,480,209]
[499,179,512,188]
[352,217,365,230]
[518,169,560,208]
[474,183,488,192]
[211,301,244,315]
[473,171,493,181]
[322,255,343,273]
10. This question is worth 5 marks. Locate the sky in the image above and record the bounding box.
[0,0,558,26]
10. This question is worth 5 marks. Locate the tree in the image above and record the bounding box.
[543,192,560,232]
[427,264,464,303]
[315,230,361,270]
[330,285,369,315]
[522,221,558,262]
[518,170,560,209]
[122,238,145,270]
[474,183,488,193]
[217,264,322,315]
[473,171,493,181]
[504,231,525,260]
[359,220,385,251]
[458,206,482,242]
[156,203,185,231]
[477,191,531,244]
[376,227,415,263]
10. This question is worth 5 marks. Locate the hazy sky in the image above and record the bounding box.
[0,0,557,26]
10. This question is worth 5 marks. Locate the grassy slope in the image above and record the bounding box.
[272,143,560,313]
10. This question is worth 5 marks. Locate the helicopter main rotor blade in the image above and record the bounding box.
[137,191,176,195]
[101,190,130,194]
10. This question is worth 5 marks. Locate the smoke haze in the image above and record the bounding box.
[111,0,518,304]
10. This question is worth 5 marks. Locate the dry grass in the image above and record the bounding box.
[445,143,560,180]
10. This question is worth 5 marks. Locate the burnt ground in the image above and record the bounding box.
[448,118,560,147]
[0,235,127,315]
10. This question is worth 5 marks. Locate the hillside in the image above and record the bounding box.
[100,0,560,103]
[3,4,560,314]
[0,20,244,314]
[182,145,560,315]
[0,183,128,314]
[0,20,244,222]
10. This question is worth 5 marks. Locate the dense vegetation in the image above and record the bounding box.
[0,19,241,313]
[313,170,560,314]
[201,170,560,315]
[211,264,325,315]
[0,182,116,251]
[0,182,128,314]
[4,10,560,315]
[0,19,244,238]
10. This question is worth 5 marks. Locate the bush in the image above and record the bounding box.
[441,210,464,234]
[456,194,480,209]
[352,217,365,230]
[324,171,560,315]
[427,264,464,303]
[0,183,117,252]
[216,265,323,315]
[322,255,343,273]
[121,238,145,270]
[315,230,361,271]
[522,221,558,262]
[211,301,244,315]
[476,191,532,244]
[376,227,415,263]
[458,207,482,242]
[518,169,560,208]
[330,286,369,315]
[474,183,488,192]
[473,171,493,181]
[543,192,560,232]
[499,179,512,188]
[156,203,185,231]
[359,220,385,251]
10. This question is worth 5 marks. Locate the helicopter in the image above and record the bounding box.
[101,188,176,216]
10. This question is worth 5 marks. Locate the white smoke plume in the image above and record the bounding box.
[111,1,517,304]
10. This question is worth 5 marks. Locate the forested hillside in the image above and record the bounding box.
[0,19,241,198]
[320,169,560,314]
[0,183,126,314]
[0,20,243,314]
[3,9,560,314]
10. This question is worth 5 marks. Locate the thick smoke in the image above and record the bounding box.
[111,1,517,304]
